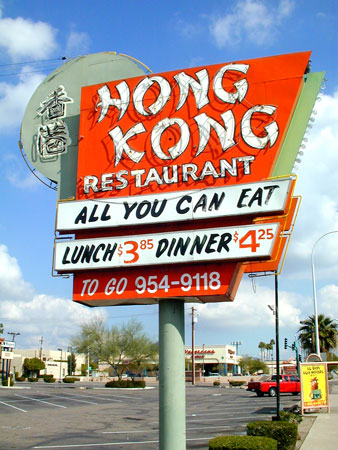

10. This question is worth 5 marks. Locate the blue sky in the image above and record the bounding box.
[0,0,337,359]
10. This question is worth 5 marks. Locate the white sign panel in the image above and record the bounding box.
[54,223,279,272]
[1,351,13,360]
[56,178,292,232]
[1,341,15,349]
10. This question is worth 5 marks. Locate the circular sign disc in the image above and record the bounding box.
[20,52,150,199]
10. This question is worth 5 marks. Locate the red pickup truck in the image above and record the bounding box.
[247,374,300,397]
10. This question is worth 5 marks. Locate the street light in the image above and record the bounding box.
[231,341,242,355]
[57,348,62,383]
[7,332,20,382]
[8,332,20,341]
[311,231,338,356]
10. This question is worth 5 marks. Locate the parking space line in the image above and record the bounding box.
[102,425,232,434]
[0,400,27,413]
[62,393,123,403]
[102,430,155,434]
[33,437,214,448]
[14,394,67,409]
[48,395,99,405]
[103,394,144,401]
[188,410,257,417]
[188,415,270,423]
[34,440,160,448]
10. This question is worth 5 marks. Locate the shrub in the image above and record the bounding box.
[28,377,39,382]
[133,380,146,388]
[15,376,26,382]
[279,411,302,424]
[213,380,221,386]
[209,435,277,449]
[105,379,146,388]
[2,378,14,387]
[23,357,45,372]
[247,421,298,450]
[63,377,80,383]
[43,375,56,383]
[229,380,246,387]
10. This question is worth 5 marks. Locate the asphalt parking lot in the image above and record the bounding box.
[0,382,300,449]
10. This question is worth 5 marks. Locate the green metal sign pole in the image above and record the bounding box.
[159,299,186,450]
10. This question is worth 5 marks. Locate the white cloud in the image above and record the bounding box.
[0,15,57,61]
[0,244,106,348]
[286,89,338,280]
[0,294,104,348]
[65,31,90,57]
[2,151,40,190]
[0,69,45,132]
[209,0,295,48]
[318,284,338,319]
[0,244,34,301]
[194,279,305,331]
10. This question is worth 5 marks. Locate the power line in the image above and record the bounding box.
[0,56,67,68]
[0,67,61,77]
[0,56,68,78]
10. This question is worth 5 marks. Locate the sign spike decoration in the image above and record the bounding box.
[52,51,318,305]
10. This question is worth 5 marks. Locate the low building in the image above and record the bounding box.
[264,358,298,375]
[185,344,241,376]
[11,349,86,380]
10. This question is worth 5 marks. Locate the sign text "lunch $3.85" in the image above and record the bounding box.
[54,223,279,272]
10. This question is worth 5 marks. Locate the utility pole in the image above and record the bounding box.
[191,307,195,385]
[39,336,44,361]
[7,332,20,383]
[8,332,20,342]
[87,349,90,382]
[191,307,199,385]
[274,272,281,420]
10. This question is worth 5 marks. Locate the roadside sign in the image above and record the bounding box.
[46,51,317,304]
[73,261,243,305]
[77,52,310,200]
[300,362,330,413]
[1,351,14,360]
[1,341,15,349]
[56,177,293,232]
[54,222,280,272]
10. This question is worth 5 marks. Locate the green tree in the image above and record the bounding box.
[239,355,268,375]
[23,358,45,378]
[265,343,272,360]
[67,353,76,375]
[258,342,266,360]
[327,352,338,371]
[269,339,275,360]
[298,314,338,355]
[127,334,158,375]
[81,364,87,376]
[71,318,158,379]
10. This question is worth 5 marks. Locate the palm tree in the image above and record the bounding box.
[298,314,338,355]
[265,343,272,360]
[258,342,266,360]
[269,339,275,360]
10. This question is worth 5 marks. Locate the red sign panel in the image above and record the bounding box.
[77,52,310,200]
[73,261,244,306]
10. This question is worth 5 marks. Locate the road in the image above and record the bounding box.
[0,382,300,449]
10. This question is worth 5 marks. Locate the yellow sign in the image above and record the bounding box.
[300,363,329,411]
